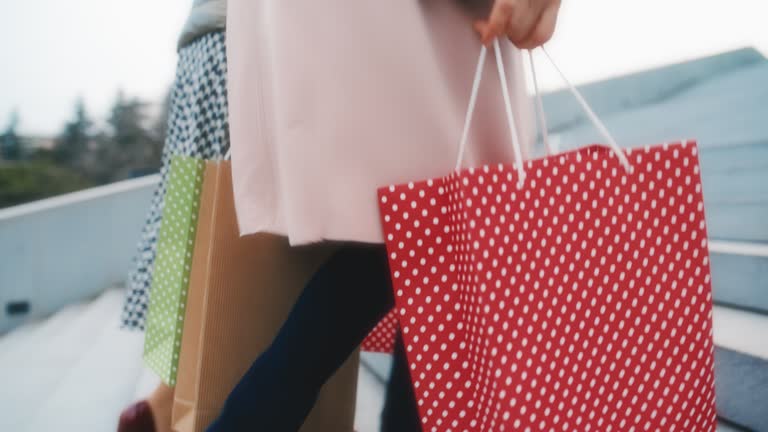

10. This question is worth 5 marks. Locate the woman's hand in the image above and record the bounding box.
[474,0,561,49]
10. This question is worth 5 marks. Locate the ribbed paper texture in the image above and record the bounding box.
[172,161,359,431]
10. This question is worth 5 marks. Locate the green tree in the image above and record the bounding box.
[0,110,23,160]
[54,98,92,166]
[0,160,94,208]
[150,89,171,164]
[91,91,164,183]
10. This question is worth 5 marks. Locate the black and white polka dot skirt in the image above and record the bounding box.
[121,30,229,330]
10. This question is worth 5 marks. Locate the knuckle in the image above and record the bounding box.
[530,27,554,46]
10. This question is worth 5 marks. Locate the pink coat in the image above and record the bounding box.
[226,0,533,245]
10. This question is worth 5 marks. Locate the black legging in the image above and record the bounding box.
[381,331,423,431]
[207,244,421,432]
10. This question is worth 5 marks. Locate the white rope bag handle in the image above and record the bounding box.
[455,39,632,183]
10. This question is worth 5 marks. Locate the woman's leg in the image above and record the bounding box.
[208,244,394,432]
[380,331,422,432]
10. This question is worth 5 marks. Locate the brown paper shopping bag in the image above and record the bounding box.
[172,160,358,432]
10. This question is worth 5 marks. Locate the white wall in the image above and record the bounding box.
[0,176,158,333]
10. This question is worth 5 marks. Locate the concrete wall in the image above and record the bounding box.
[0,176,158,333]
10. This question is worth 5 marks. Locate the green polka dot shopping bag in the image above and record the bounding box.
[143,155,206,385]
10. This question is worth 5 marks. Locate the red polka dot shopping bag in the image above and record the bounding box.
[374,41,717,431]
[362,308,399,352]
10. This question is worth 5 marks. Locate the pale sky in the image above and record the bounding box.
[1,0,766,135]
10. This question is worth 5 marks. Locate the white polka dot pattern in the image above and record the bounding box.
[377,142,717,431]
[143,156,206,386]
[362,312,398,352]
